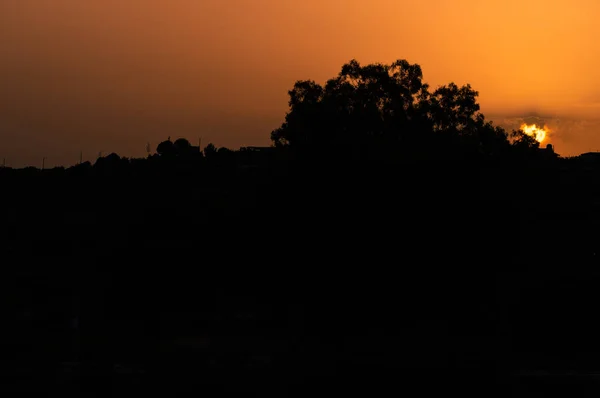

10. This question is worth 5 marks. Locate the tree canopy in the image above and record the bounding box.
[271,59,532,162]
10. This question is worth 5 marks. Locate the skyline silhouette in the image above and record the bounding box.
[0,57,575,169]
[3,0,600,166]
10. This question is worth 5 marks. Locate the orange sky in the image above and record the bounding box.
[2,0,600,167]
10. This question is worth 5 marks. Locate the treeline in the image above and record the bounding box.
[270,59,557,164]
[0,142,277,181]
[0,58,573,180]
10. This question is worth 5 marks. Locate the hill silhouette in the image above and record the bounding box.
[2,59,598,397]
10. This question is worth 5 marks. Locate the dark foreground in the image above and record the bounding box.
[3,160,600,396]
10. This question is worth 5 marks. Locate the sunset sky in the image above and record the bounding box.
[2,0,600,167]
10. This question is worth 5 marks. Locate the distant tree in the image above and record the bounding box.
[93,153,128,174]
[156,138,175,156]
[510,129,540,160]
[427,83,480,134]
[203,143,217,158]
[271,80,324,149]
[217,147,233,155]
[477,122,511,159]
[173,138,192,153]
[96,152,121,165]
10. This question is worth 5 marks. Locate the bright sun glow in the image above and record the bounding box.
[520,123,548,143]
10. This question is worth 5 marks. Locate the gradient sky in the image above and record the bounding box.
[2,0,600,167]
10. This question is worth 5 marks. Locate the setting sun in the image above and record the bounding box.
[521,124,548,143]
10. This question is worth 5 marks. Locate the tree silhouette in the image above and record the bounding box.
[156,138,175,156]
[94,152,121,167]
[271,59,430,157]
[173,138,192,153]
[271,59,512,161]
[428,83,480,133]
[203,143,217,159]
[510,129,541,160]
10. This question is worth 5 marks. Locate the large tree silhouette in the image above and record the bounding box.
[271,59,511,161]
